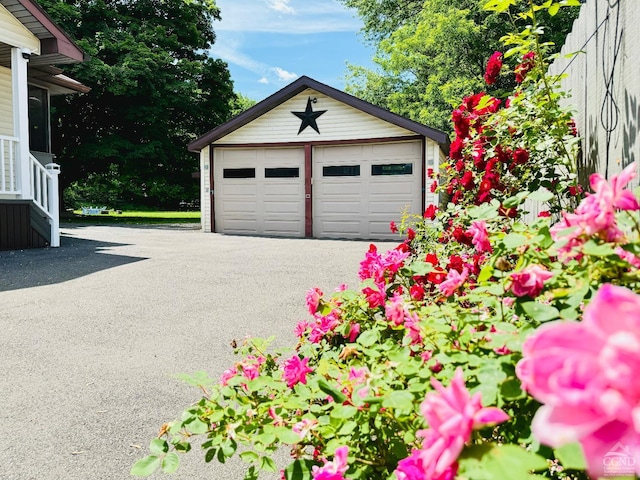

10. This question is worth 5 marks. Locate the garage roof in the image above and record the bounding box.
[188,75,449,152]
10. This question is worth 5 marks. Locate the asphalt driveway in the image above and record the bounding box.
[0,224,396,480]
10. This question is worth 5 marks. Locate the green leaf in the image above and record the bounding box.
[382,390,415,412]
[477,265,494,283]
[317,378,347,403]
[275,426,304,444]
[483,444,548,478]
[240,451,260,463]
[161,452,180,474]
[357,329,380,347]
[149,438,169,455]
[284,459,317,480]
[484,0,516,13]
[521,301,560,322]
[330,405,358,420]
[500,378,525,400]
[502,233,528,249]
[528,187,554,202]
[548,3,560,15]
[185,417,208,434]
[131,455,161,477]
[410,261,435,276]
[337,421,358,436]
[554,442,587,470]
[260,456,277,472]
[582,240,615,257]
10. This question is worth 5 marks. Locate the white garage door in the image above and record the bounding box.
[313,141,422,239]
[214,148,305,236]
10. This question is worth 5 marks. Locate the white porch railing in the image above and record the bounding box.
[0,135,19,194]
[0,135,60,247]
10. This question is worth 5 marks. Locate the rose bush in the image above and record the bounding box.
[132,1,639,479]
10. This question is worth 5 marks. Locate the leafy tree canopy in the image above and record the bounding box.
[340,0,581,134]
[40,0,236,208]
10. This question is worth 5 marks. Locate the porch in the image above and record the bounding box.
[0,134,60,249]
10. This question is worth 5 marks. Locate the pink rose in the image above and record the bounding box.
[438,268,468,297]
[305,287,323,315]
[282,355,313,388]
[395,368,508,480]
[509,264,553,297]
[311,446,349,480]
[466,220,492,253]
[516,284,640,478]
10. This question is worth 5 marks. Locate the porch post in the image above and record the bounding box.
[11,47,31,199]
[46,163,61,247]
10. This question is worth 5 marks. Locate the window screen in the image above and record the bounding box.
[223,168,255,179]
[371,163,413,176]
[265,167,300,178]
[322,165,360,177]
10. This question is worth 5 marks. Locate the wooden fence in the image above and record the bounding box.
[549,0,639,186]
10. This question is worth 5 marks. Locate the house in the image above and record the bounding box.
[0,0,88,250]
[189,76,448,240]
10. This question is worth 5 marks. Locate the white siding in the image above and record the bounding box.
[0,66,12,137]
[200,146,210,232]
[216,89,415,144]
[0,5,40,53]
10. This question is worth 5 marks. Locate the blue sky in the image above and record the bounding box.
[210,0,376,101]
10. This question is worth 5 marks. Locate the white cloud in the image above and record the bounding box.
[215,0,360,33]
[210,38,299,87]
[266,0,295,14]
[272,67,298,82]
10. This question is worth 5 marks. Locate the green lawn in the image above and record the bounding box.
[64,210,200,224]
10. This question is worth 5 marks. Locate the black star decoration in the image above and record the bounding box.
[292,97,327,134]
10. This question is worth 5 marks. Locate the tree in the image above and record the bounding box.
[40,0,236,209]
[340,0,581,134]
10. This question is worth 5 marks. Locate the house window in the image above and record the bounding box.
[265,167,300,178]
[223,168,256,179]
[28,85,49,153]
[371,163,413,176]
[322,165,360,177]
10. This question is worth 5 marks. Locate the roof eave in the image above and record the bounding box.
[188,75,449,152]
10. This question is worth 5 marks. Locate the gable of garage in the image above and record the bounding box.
[190,76,448,240]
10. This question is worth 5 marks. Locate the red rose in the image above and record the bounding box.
[407,228,416,240]
[452,109,470,139]
[461,171,475,190]
[515,51,536,83]
[538,211,551,218]
[452,226,473,246]
[424,204,438,220]
[449,137,464,160]
[512,148,529,166]
[425,253,439,266]
[451,190,464,204]
[495,144,511,163]
[484,51,503,85]
[447,254,465,273]
[389,221,398,233]
[430,180,438,193]
[410,284,425,301]
[472,140,486,170]
[427,271,446,284]
[455,160,465,172]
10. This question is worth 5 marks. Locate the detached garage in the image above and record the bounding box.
[189,76,448,240]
